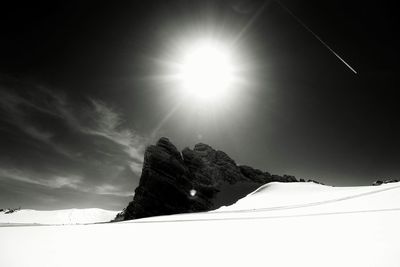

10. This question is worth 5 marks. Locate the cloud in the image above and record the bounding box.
[0,82,145,206]
[129,161,143,174]
[49,176,83,190]
[0,166,135,198]
[93,184,133,197]
[80,99,146,164]
[0,89,54,143]
[0,88,75,158]
[0,168,82,190]
[0,86,146,165]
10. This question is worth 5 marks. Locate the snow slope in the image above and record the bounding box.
[1,182,400,267]
[0,208,119,225]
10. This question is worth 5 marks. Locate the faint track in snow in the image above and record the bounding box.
[129,207,400,224]
[124,183,400,222]
[206,183,400,215]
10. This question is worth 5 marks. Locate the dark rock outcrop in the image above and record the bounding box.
[307,179,324,185]
[123,137,299,220]
[4,208,20,214]
[372,179,399,186]
[112,208,126,222]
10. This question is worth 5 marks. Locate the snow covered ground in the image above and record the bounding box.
[1,181,400,267]
[0,208,119,225]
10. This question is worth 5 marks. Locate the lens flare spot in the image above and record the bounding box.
[190,189,197,197]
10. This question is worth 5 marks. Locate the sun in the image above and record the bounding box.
[178,40,235,102]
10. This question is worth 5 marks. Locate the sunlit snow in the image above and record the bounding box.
[1,182,400,267]
[0,208,119,225]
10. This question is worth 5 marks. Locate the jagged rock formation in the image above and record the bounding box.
[306,179,324,185]
[0,208,20,214]
[123,137,299,220]
[372,179,399,186]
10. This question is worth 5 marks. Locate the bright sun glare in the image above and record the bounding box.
[178,41,234,101]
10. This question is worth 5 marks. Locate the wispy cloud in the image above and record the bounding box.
[78,99,146,165]
[0,84,145,200]
[0,166,134,197]
[0,87,146,165]
[0,168,82,190]
[0,89,54,143]
[93,184,133,197]
[0,88,75,158]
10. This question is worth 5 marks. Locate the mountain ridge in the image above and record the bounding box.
[121,137,306,220]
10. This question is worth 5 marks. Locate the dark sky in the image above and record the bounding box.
[1,0,399,210]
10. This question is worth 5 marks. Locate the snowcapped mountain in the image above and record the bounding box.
[0,208,120,225]
[1,181,400,267]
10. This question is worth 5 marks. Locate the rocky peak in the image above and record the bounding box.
[155,137,182,160]
[122,137,301,220]
[193,142,213,152]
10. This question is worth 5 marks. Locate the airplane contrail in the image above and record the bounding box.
[234,0,358,74]
[274,0,358,74]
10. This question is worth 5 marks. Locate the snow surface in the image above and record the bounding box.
[1,182,400,267]
[0,208,119,225]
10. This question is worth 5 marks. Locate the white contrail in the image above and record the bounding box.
[275,0,357,74]
[233,0,357,74]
